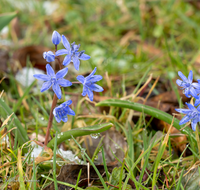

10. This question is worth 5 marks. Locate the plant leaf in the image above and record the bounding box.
[47,123,113,149]
[109,167,125,189]
[96,99,195,141]
[0,12,17,31]
[0,98,29,146]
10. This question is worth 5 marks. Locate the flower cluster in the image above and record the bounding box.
[176,70,200,131]
[33,31,104,123]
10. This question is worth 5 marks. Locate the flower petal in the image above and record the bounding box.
[197,105,200,112]
[89,84,104,92]
[46,64,55,77]
[43,52,47,59]
[72,43,80,51]
[78,53,90,60]
[76,75,85,83]
[82,86,87,96]
[63,55,71,66]
[87,88,93,101]
[195,98,200,107]
[175,108,191,114]
[179,115,190,125]
[191,120,197,131]
[59,100,72,108]
[85,67,97,80]
[192,82,200,90]
[62,35,71,52]
[59,110,68,122]
[88,75,103,83]
[188,70,193,83]
[72,56,80,70]
[57,79,72,87]
[176,79,187,87]
[196,89,200,94]
[178,71,188,83]
[56,67,68,79]
[189,87,198,99]
[53,109,62,123]
[184,88,190,98]
[65,100,73,106]
[40,81,52,92]
[186,103,196,111]
[33,74,50,81]
[65,107,75,116]
[61,115,68,122]
[55,49,69,56]
[52,83,62,99]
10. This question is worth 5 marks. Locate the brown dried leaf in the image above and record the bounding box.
[1,113,13,128]
[150,90,190,104]
[83,127,127,164]
[0,49,9,73]
[12,45,62,73]
[29,133,47,143]
[43,164,116,190]
[33,141,53,164]
[137,43,163,57]
[120,30,139,46]
[10,17,20,42]
[188,1,200,9]
[148,118,187,156]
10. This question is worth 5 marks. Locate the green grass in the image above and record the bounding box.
[1,0,200,189]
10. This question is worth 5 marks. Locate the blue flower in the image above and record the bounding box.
[43,51,55,62]
[53,100,75,122]
[76,67,103,101]
[55,35,90,70]
[33,64,72,99]
[52,30,61,45]
[175,103,200,131]
[176,70,200,98]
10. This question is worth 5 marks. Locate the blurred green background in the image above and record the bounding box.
[1,0,200,83]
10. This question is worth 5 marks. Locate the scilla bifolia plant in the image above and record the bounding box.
[175,70,200,131]
[33,31,104,146]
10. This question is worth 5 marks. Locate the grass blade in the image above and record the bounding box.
[0,98,29,146]
[0,12,17,31]
[96,99,195,141]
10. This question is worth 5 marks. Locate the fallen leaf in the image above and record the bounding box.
[83,127,127,164]
[150,90,190,104]
[43,164,116,190]
[176,168,200,190]
[0,49,9,73]
[29,133,46,143]
[1,113,13,127]
[12,45,62,73]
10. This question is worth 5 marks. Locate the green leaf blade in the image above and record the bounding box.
[47,122,113,149]
[0,12,17,31]
[96,99,195,141]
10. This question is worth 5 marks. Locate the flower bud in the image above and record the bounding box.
[43,51,55,62]
[52,30,61,45]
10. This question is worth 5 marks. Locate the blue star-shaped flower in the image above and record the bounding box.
[55,35,90,70]
[175,103,200,131]
[176,70,200,98]
[53,100,75,122]
[33,64,72,99]
[76,67,103,101]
